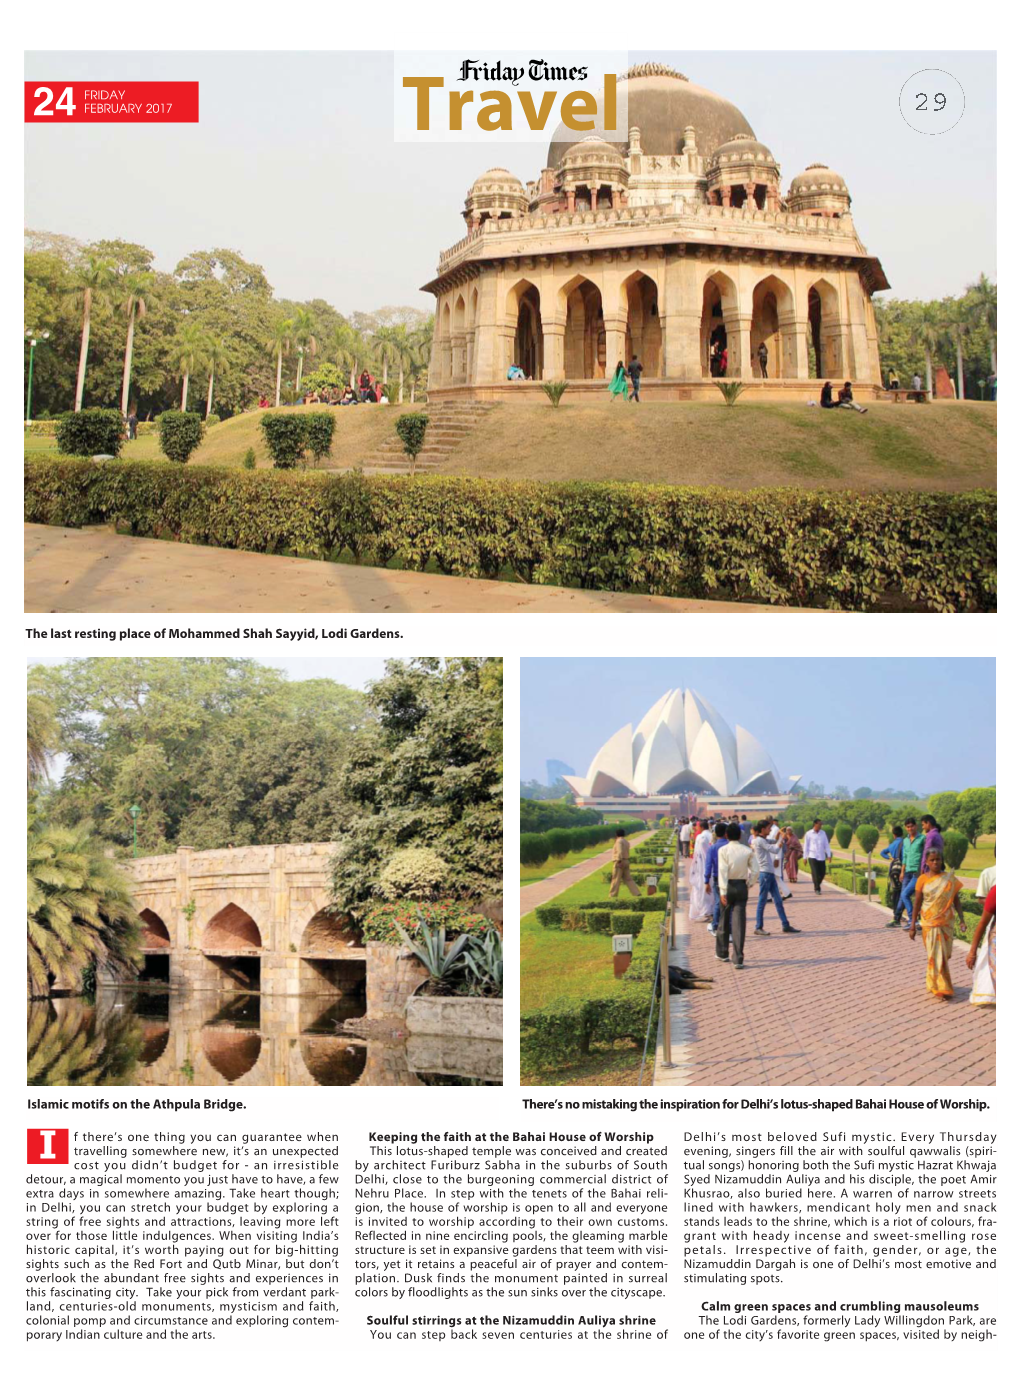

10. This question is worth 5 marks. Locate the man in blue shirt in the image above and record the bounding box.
[738,813,752,846]
[880,825,905,924]
[888,817,925,926]
[703,822,728,933]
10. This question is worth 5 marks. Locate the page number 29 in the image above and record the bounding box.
[899,68,964,135]
[32,86,76,117]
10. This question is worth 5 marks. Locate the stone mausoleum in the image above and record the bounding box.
[423,64,889,400]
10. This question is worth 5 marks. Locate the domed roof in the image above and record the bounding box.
[470,167,524,189]
[789,162,848,195]
[547,65,754,167]
[708,132,776,167]
[561,135,626,163]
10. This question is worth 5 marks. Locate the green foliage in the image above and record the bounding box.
[361,899,493,946]
[856,824,880,855]
[303,411,335,464]
[541,380,568,406]
[395,413,428,469]
[834,822,853,850]
[579,895,667,913]
[792,823,805,839]
[54,408,124,457]
[24,457,997,612]
[329,659,502,920]
[462,927,503,998]
[585,911,612,935]
[716,380,746,406]
[535,905,564,928]
[378,847,449,900]
[928,791,960,831]
[520,798,602,833]
[242,448,256,470]
[545,828,573,857]
[27,814,141,998]
[520,833,551,867]
[29,658,368,853]
[158,410,204,464]
[610,911,644,936]
[398,916,469,986]
[821,826,835,842]
[260,412,307,468]
[942,829,969,871]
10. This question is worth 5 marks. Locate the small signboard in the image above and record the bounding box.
[612,934,633,955]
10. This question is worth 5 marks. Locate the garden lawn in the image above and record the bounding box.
[520,835,620,885]
[836,830,995,873]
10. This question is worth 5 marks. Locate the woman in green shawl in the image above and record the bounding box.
[608,360,628,401]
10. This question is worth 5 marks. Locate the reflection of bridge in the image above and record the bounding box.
[120,843,367,998]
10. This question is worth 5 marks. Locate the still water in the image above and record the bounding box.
[28,989,501,1087]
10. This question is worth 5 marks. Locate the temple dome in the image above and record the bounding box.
[470,167,524,190]
[789,162,848,197]
[547,65,754,167]
[708,133,776,169]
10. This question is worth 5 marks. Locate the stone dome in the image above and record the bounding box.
[561,136,625,162]
[547,65,754,167]
[789,162,848,197]
[469,167,524,191]
[708,133,777,170]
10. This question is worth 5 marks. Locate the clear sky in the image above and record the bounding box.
[25,49,995,310]
[521,658,995,793]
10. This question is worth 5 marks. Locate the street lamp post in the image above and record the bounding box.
[129,804,142,858]
[25,330,50,424]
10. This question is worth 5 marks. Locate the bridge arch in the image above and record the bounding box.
[202,902,262,955]
[201,1026,262,1084]
[139,909,171,948]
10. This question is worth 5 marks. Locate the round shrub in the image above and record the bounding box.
[520,833,551,867]
[545,829,572,857]
[942,829,969,871]
[378,847,449,900]
[260,412,307,468]
[395,412,428,465]
[304,411,336,464]
[158,410,205,464]
[834,822,853,850]
[54,408,124,458]
[821,825,835,843]
[856,824,880,855]
[242,448,256,470]
[535,905,564,928]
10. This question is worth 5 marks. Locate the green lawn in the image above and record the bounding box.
[520,837,618,886]
[835,830,995,875]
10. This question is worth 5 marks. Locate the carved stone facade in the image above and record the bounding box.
[423,66,887,400]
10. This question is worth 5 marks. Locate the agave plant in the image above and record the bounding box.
[716,380,746,406]
[540,379,568,407]
[463,927,503,998]
[398,913,469,989]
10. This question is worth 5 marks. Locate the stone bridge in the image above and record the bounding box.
[122,843,369,999]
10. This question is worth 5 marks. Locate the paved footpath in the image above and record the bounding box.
[520,830,655,916]
[25,526,817,615]
[655,860,994,1088]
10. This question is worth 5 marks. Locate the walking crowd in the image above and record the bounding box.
[669,811,995,1004]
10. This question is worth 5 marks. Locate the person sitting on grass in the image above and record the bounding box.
[838,380,868,413]
[820,381,837,408]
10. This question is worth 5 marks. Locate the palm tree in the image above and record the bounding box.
[27,815,141,999]
[266,317,294,408]
[387,325,411,403]
[119,271,154,417]
[171,322,209,411]
[27,689,60,793]
[327,322,367,389]
[203,335,234,419]
[946,309,969,401]
[966,273,997,376]
[372,325,402,390]
[912,302,942,397]
[291,308,319,394]
[65,256,117,411]
[407,324,433,402]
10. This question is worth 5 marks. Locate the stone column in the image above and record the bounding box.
[175,846,193,950]
[451,331,468,384]
[844,274,873,382]
[602,313,627,375]
[721,186,732,208]
[566,188,576,213]
[725,314,753,379]
[744,182,756,208]
[542,315,566,380]
[590,188,598,212]
[779,314,810,379]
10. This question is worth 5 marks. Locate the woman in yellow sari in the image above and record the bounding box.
[908,849,967,1001]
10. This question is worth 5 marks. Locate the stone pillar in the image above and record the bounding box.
[663,310,701,380]
[721,186,732,208]
[611,189,622,210]
[745,182,756,208]
[602,313,627,376]
[590,188,598,212]
[779,315,810,379]
[724,314,752,378]
[542,315,566,380]
[175,846,193,950]
[365,943,429,1020]
[451,331,468,383]
[566,189,576,213]
[845,274,873,382]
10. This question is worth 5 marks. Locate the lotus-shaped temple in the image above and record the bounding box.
[564,688,799,817]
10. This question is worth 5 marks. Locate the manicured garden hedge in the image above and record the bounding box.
[521,910,663,1069]
[23,455,997,611]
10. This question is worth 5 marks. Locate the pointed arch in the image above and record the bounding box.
[201,1027,262,1084]
[202,902,262,955]
[557,274,604,379]
[750,274,795,378]
[620,270,662,377]
[701,270,740,377]
[139,908,171,949]
[506,278,543,380]
[807,276,843,379]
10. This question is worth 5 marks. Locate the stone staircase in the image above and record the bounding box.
[360,400,499,472]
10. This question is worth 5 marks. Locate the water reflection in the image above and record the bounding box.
[27,989,501,1086]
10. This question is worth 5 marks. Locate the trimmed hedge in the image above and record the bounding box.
[54,409,124,458]
[585,911,612,935]
[580,895,667,913]
[521,911,663,1068]
[535,905,564,928]
[610,911,645,936]
[22,456,997,611]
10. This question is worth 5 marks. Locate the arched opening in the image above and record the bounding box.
[507,280,542,380]
[808,279,842,379]
[750,276,794,380]
[562,277,605,379]
[701,272,738,378]
[453,295,466,382]
[201,1026,262,1084]
[139,909,170,949]
[301,910,363,956]
[300,910,367,997]
[140,953,170,983]
[440,302,453,384]
[622,272,662,377]
[202,903,262,955]
[300,1034,367,1086]
[137,1023,170,1067]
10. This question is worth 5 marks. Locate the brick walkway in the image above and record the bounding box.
[520,829,654,916]
[654,860,995,1088]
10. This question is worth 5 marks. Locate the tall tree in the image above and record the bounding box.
[291,307,319,394]
[119,271,154,416]
[171,321,209,411]
[966,273,997,376]
[65,256,116,410]
[266,316,294,407]
[203,335,234,419]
